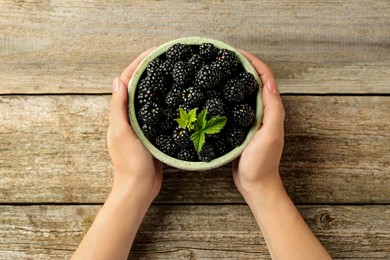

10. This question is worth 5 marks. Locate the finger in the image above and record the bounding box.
[239,49,275,87]
[109,78,133,134]
[239,50,284,133]
[260,79,285,135]
[120,47,156,86]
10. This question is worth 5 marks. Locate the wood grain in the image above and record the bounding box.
[0,95,388,204]
[0,205,388,259]
[0,0,389,94]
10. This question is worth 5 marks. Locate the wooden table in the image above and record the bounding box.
[1,1,389,259]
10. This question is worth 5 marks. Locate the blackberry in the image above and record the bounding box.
[173,126,192,148]
[197,143,216,162]
[199,43,218,62]
[136,81,160,106]
[203,98,225,118]
[237,72,258,95]
[166,43,193,62]
[206,89,222,99]
[141,123,158,140]
[146,58,163,76]
[213,49,240,77]
[177,148,197,161]
[188,54,205,71]
[138,101,163,124]
[232,103,255,127]
[226,126,246,147]
[194,65,222,89]
[222,79,245,103]
[172,61,194,85]
[160,108,176,133]
[182,86,205,107]
[145,71,169,94]
[216,49,240,69]
[160,59,175,77]
[154,135,178,157]
[165,85,183,108]
[213,139,231,156]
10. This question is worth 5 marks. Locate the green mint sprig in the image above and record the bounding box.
[175,107,227,153]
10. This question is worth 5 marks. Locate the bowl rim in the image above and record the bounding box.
[128,36,263,171]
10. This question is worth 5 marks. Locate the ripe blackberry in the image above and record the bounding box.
[138,101,163,124]
[194,65,222,89]
[173,126,192,148]
[226,126,246,147]
[160,59,175,77]
[199,43,218,62]
[197,143,216,162]
[160,108,176,133]
[237,72,258,95]
[141,123,158,140]
[177,148,197,161]
[232,104,255,127]
[216,49,240,69]
[165,85,183,108]
[206,89,222,99]
[145,70,169,94]
[214,139,231,156]
[136,81,160,106]
[146,58,163,76]
[182,86,205,107]
[188,54,205,71]
[203,98,225,118]
[222,79,245,103]
[172,61,194,86]
[154,135,178,157]
[166,43,193,62]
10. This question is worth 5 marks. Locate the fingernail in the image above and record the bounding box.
[112,78,121,92]
[267,79,278,94]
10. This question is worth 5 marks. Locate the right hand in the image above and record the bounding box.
[232,50,285,200]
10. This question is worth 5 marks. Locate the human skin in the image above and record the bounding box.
[72,48,331,260]
[72,48,162,260]
[233,50,331,260]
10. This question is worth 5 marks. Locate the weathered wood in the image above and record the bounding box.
[0,95,388,204]
[0,205,388,259]
[0,0,389,94]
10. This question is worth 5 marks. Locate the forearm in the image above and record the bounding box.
[72,181,151,260]
[245,175,331,260]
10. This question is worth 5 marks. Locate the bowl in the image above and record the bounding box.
[128,37,263,171]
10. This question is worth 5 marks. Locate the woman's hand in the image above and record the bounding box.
[232,50,285,200]
[107,48,163,203]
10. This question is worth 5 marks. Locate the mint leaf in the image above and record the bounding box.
[175,107,198,130]
[204,116,227,135]
[190,130,205,153]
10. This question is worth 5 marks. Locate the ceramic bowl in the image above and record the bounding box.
[128,37,263,171]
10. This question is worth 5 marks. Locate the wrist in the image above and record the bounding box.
[242,174,287,209]
[110,175,157,207]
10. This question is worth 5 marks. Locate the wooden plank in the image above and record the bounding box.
[0,95,388,204]
[0,0,389,94]
[0,205,388,259]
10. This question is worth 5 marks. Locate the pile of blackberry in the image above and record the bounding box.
[135,43,258,162]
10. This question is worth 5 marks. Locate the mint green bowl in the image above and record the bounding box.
[128,37,263,171]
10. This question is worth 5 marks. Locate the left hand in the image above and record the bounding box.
[107,48,163,203]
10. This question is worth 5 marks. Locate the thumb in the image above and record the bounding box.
[260,79,285,135]
[109,78,132,133]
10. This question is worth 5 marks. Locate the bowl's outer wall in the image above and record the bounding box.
[128,37,263,171]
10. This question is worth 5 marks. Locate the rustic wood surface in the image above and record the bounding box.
[0,95,389,204]
[1,0,389,259]
[0,0,389,94]
[1,205,389,259]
